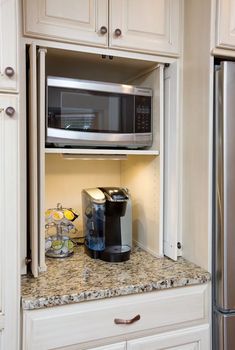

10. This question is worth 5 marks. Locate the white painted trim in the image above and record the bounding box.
[207,56,214,274]
[20,37,177,64]
[210,0,217,51]
[45,148,160,156]
[211,47,235,58]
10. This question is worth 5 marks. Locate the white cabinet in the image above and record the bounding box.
[22,285,209,350]
[216,0,235,49]
[0,5,20,350]
[0,94,19,350]
[109,0,181,55]
[23,0,181,56]
[127,325,210,350]
[0,0,18,91]
[23,0,109,48]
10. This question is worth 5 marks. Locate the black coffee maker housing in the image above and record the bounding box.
[82,187,132,262]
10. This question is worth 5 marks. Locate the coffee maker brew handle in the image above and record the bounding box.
[114,314,140,325]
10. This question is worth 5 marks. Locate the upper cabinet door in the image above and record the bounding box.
[216,0,235,49]
[0,0,18,91]
[109,0,181,56]
[23,0,109,47]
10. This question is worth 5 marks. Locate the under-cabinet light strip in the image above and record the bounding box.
[61,154,128,160]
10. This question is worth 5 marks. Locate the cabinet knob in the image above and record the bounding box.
[114,28,122,37]
[100,26,108,35]
[5,106,15,117]
[114,314,140,325]
[4,66,15,78]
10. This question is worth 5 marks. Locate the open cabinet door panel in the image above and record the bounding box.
[163,61,181,260]
[28,43,39,277]
[121,65,163,257]
[28,44,48,277]
[38,48,47,272]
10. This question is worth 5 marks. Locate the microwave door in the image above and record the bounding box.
[46,84,152,148]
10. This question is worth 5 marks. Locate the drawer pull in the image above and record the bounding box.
[114,314,140,325]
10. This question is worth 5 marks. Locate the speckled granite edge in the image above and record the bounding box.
[22,277,210,310]
[21,246,210,310]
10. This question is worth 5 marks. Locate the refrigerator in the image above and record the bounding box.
[214,61,235,349]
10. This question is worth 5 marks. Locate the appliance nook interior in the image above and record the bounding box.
[25,45,180,276]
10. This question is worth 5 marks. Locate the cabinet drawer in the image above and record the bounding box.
[127,324,210,350]
[22,285,208,350]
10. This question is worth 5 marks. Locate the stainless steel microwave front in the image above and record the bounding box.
[46,76,153,149]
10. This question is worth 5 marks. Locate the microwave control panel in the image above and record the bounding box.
[135,96,152,133]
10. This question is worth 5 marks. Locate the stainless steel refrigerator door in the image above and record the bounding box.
[215,61,235,311]
[214,310,235,349]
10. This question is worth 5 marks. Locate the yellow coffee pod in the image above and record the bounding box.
[52,211,63,221]
[64,209,74,221]
[45,209,52,218]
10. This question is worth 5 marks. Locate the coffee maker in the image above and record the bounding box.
[82,187,132,262]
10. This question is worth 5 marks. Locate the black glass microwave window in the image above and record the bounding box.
[47,87,135,134]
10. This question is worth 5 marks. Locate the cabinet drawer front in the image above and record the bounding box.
[127,324,210,350]
[23,285,208,350]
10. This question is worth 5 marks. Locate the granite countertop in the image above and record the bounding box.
[21,246,211,310]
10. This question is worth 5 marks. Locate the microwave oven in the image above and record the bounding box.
[46,76,153,149]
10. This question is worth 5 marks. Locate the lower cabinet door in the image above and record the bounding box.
[127,325,210,350]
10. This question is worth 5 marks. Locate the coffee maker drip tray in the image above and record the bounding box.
[100,245,131,262]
